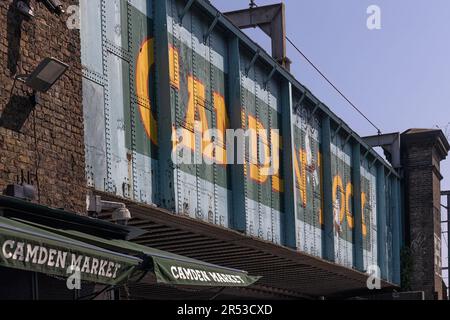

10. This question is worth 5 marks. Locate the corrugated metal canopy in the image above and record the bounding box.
[96,191,398,299]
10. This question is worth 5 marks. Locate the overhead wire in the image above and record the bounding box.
[249,0,382,134]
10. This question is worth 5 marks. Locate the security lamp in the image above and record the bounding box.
[16,57,69,93]
[86,195,132,226]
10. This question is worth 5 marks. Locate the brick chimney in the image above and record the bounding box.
[401,129,450,300]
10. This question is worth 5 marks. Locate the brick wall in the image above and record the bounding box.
[0,0,86,213]
[401,129,450,300]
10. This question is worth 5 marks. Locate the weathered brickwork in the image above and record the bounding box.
[0,0,86,213]
[401,129,450,300]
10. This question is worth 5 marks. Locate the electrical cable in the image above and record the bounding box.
[32,107,41,202]
[286,36,382,134]
[249,0,382,134]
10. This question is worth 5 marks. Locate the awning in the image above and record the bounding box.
[0,217,141,286]
[3,218,260,288]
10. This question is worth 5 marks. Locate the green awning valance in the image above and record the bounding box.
[14,219,261,287]
[0,217,141,286]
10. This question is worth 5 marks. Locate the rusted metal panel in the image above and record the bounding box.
[239,51,282,244]
[384,174,396,283]
[292,93,322,257]
[331,131,354,268]
[81,0,159,202]
[361,156,378,271]
[166,0,230,227]
[82,78,106,190]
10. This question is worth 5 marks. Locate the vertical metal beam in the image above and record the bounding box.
[321,115,335,262]
[447,193,450,293]
[154,0,176,210]
[392,177,401,284]
[352,142,364,271]
[376,164,388,279]
[280,80,297,249]
[228,36,246,231]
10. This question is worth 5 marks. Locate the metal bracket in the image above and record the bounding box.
[342,132,352,148]
[179,0,196,22]
[369,156,378,169]
[362,149,370,160]
[245,49,260,76]
[307,102,321,123]
[332,122,342,140]
[264,64,277,89]
[224,3,291,70]
[294,92,306,114]
[203,12,220,43]
[362,132,401,169]
[361,149,370,165]
[311,103,320,117]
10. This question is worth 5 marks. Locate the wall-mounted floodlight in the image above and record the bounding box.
[15,57,69,93]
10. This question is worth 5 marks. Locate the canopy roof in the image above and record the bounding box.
[0,196,260,288]
[14,218,260,287]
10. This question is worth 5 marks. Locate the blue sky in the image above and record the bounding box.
[212,0,450,282]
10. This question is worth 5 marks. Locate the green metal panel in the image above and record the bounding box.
[392,177,401,284]
[352,143,363,271]
[377,164,387,279]
[80,0,404,280]
[292,95,322,257]
[321,116,334,262]
[239,51,283,243]
[280,81,296,248]
[331,130,354,268]
[361,155,378,271]
[228,37,246,231]
[166,0,230,227]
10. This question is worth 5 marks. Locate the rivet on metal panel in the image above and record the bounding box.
[191,11,202,221]
[82,67,108,86]
[208,26,219,226]
[255,67,263,239]
[267,77,274,242]
[240,58,250,234]
[106,40,132,62]
[126,2,139,203]
[100,0,113,193]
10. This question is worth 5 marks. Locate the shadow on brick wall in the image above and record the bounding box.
[7,0,30,76]
[0,94,35,132]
